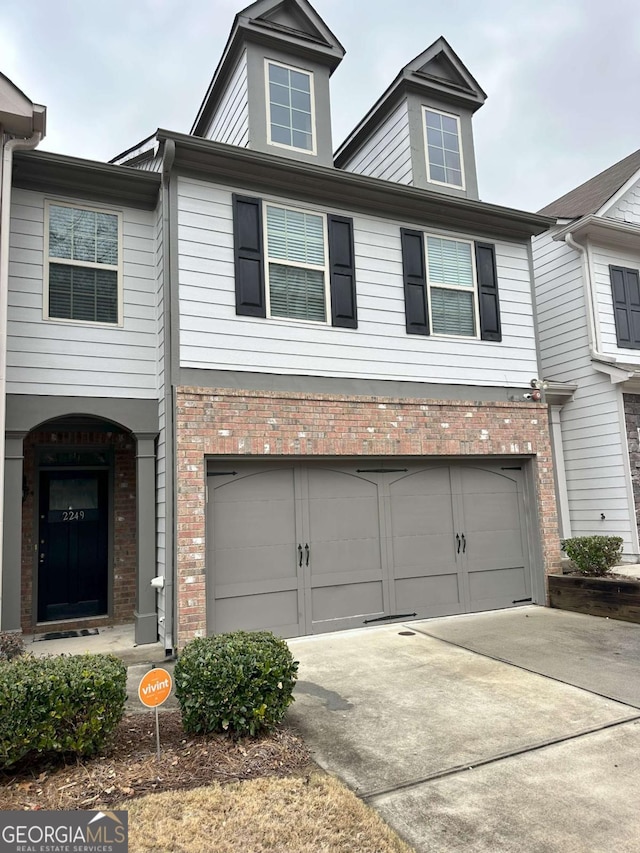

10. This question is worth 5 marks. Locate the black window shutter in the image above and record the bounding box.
[611,265,640,349]
[232,194,265,317]
[400,228,429,335]
[475,242,502,342]
[327,214,357,329]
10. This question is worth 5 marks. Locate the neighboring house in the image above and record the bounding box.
[1,0,562,652]
[534,150,640,561]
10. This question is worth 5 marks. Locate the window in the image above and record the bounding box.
[264,204,328,322]
[400,229,501,341]
[45,201,121,325]
[423,107,464,189]
[425,235,477,337]
[266,60,315,153]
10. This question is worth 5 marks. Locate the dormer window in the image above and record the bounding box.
[266,60,315,154]
[423,107,464,189]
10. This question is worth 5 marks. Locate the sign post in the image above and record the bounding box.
[138,667,173,760]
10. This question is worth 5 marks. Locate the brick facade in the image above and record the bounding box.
[21,429,137,632]
[175,386,561,649]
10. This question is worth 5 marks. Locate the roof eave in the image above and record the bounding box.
[158,129,553,240]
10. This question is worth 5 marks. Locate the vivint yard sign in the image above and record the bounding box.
[0,810,128,852]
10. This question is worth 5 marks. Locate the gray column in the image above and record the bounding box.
[2,432,25,631]
[134,434,158,645]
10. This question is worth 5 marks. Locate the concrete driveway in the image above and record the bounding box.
[286,606,640,853]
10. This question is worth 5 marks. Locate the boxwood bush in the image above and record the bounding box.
[175,631,298,737]
[0,653,127,769]
[561,535,624,576]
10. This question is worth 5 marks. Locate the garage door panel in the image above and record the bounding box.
[462,493,520,533]
[214,589,300,638]
[392,535,457,576]
[312,581,384,624]
[388,467,452,496]
[308,497,380,543]
[395,574,462,614]
[214,544,297,585]
[309,538,382,576]
[468,566,528,609]
[389,494,455,538]
[215,468,296,501]
[460,467,518,494]
[464,530,525,572]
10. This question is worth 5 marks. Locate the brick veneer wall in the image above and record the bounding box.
[175,386,561,648]
[21,429,137,632]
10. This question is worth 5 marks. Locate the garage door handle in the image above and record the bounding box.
[456,534,460,553]
[305,544,310,566]
[298,544,303,567]
[462,534,466,553]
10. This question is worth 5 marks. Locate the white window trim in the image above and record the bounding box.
[422,106,466,191]
[43,199,124,328]
[424,233,480,340]
[263,201,331,325]
[265,58,317,156]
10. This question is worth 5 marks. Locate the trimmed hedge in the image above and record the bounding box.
[561,535,624,576]
[175,631,298,738]
[0,653,127,769]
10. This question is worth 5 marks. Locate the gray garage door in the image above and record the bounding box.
[206,461,532,637]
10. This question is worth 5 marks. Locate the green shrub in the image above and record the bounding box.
[0,653,127,769]
[561,535,624,576]
[175,631,298,738]
[0,631,25,662]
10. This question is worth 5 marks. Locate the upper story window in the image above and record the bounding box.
[266,60,315,154]
[264,203,328,322]
[45,201,121,325]
[425,235,477,337]
[423,107,464,189]
[610,265,640,349]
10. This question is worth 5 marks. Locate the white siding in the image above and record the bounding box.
[340,101,412,185]
[205,50,249,147]
[177,176,539,387]
[592,241,640,364]
[532,231,636,554]
[605,180,640,224]
[7,189,159,397]
[136,155,162,172]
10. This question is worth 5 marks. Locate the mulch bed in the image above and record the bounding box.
[0,711,312,811]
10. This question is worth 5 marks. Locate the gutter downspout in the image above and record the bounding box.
[161,139,176,655]
[0,131,42,629]
[564,231,604,360]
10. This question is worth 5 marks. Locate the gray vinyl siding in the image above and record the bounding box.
[7,188,158,398]
[592,241,640,363]
[340,100,412,185]
[136,154,162,172]
[154,194,167,642]
[605,180,640,223]
[205,50,249,147]
[532,231,636,554]
[177,176,538,387]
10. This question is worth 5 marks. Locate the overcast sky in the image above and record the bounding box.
[2,0,639,212]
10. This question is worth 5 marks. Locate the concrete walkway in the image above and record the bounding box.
[287,607,640,853]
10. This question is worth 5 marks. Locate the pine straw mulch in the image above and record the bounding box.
[0,710,312,811]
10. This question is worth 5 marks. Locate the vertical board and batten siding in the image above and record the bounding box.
[532,231,636,553]
[592,242,640,362]
[205,50,249,147]
[154,194,167,641]
[177,176,538,386]
[339,100,413,185]
[7,189,159,397]
[604,180,640,223]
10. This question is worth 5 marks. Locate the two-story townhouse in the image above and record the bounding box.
[533,149,640,560]
[111,0,561,649]
[2,0,562,653]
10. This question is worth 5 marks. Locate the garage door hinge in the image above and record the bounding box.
[364,612,417,624]
[501,466,522,470]
[208,471,238,476]
[357,468,409,474]
[512,597,532,603]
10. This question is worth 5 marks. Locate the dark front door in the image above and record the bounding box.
[38,470,109,622]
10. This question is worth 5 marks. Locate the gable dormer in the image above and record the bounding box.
[191,0,344,166]
[335,39,486,200]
